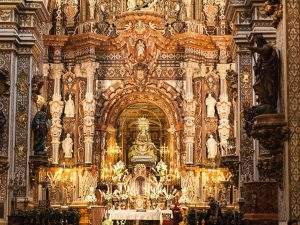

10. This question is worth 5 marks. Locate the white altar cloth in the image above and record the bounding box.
[108,209,173,224]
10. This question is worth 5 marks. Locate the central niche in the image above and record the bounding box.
[115,102,169,167]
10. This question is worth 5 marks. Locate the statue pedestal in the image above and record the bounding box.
[241,114,290,225]
[252,114,289,154]
[242,182,278,225]
[29,154,49,185]
[251,114,289,183]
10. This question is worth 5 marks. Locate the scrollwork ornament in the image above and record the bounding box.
[0,9,11,22]
[260,0,283,28]
[17,71,29,95]
[16,113,28,128]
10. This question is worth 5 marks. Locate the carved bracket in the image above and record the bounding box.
[251,114,290,184]
[251,114,290,155]
[260,0,283,28]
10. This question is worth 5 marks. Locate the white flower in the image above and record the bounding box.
[113,161,126,175]
[104,193,112,201]
[102,219,113,225]
[156,160,167,175]
[120,193,129,200]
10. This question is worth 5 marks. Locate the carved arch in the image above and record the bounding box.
[96,80,184,128]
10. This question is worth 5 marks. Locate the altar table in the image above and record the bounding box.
[108,210,173,225]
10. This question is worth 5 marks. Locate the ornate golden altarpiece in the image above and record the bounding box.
[38,1,238,220]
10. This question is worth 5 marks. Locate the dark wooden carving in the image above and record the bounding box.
[32,106,48,155]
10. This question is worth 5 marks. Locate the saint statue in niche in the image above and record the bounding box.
[205,93,217,118]
[248,34,279,113]
[64,93,75,118]
[206,135,218,159]
[88,0,96,20]
[127,0,137,10]
[32,95,48,155]
[62,133,73,158]
[136,39,146,59]
[127,0,158,11]
[244,34,280,136]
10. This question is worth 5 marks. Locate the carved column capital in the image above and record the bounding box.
[50,63,64,79]
[82,61,99,77]
[217,63,231,79]
[181,61,199,76]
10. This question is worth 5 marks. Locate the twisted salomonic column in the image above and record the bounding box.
[182,61,198,164]
[49,63,64,164]
[216,64,231,156]
[82,61,98,164]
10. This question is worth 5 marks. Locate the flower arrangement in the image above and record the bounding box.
[85,187,97,204]
[104,192,113,203]
[102,218,113,225]
[156,160,167,177]
[112,161,127,183]
[178,188,190,205]
[113,161,126,175]
[120,193,129,201]
[149,183,166,199]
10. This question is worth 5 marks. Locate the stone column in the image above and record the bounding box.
[181,61,198,164]
[167,125,176,166]
[216,64,231,156]
[82,61,98,164]
[49,63,64,165]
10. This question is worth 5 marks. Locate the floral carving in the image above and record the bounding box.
[260,0,283,28]
[17,71,29,95]
[0,10,11,22]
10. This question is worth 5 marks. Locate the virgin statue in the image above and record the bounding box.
[206,135,218,159]
[128,117,157,164]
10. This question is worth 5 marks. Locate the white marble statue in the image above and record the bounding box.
[64,94,75,118]
[89,0,96,19]
[205,93,217,118]
[127,0,136,10]
[220,139,228,156]
[62,133,73,158]
[136,40,145,58]
[147,0,158,10]
[183,0,193,19]
[206,135,218,159]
